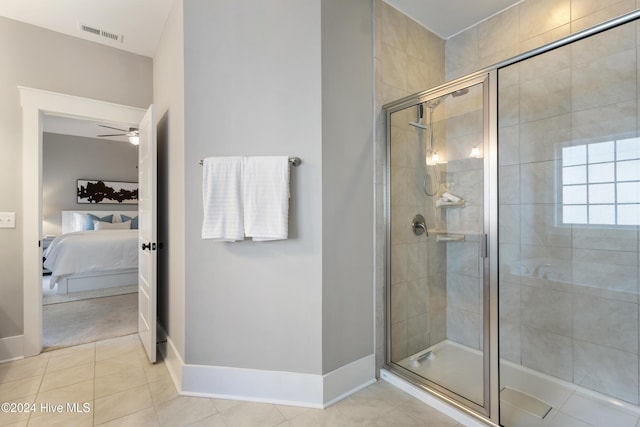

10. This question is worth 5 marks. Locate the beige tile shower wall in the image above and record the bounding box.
[446,0,638,81]
[389,106,448,362]
[488,4,640,405]
[375,0,446,368]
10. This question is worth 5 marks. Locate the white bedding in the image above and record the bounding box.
[43,229,138,287]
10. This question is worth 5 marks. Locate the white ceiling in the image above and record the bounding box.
[0,0,175,58]
[0,0,526,60]
[384,0,524,39]
[43,115,136,143]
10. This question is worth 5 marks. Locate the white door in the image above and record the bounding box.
[138,105,157,363]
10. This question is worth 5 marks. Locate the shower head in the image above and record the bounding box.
[424,87,470,110]
[409,87,470,129]
[409,103,428,129]
[452,87,470,97]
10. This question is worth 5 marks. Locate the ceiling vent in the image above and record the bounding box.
[79,23,124,43]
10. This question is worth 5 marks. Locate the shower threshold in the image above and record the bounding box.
[397,340,484,404]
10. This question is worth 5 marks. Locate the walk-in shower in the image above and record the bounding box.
[384,10,640,427]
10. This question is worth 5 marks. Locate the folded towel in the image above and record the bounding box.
[243,156,290,241]
[201,157,245,241]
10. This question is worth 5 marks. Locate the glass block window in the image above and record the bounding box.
[561,138,640,226]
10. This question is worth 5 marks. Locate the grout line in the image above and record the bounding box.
[26,353,49,425]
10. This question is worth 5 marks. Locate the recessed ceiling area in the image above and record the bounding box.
[384,0,524,39]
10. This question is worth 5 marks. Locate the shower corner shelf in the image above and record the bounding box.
[436,233,465,242]
[436,199,465,208]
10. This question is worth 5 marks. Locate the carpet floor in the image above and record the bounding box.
[43,293,138,351]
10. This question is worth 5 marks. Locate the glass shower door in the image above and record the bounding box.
[386,78,489,411]
[497,18,640,427]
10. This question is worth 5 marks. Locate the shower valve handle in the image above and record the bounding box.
[412,214,427,236]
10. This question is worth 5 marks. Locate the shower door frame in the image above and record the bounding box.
[383,71,500,424]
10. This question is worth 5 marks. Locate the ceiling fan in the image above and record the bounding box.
[97,124,140,145]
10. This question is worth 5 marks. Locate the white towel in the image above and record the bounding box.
[201,157,245,241]
[243,156,290,241]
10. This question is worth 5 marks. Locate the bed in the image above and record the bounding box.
[43,210,139,294]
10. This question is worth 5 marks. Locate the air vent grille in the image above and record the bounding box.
[101,30,120,41]
[79,23,123,43]
[80,24,100,35]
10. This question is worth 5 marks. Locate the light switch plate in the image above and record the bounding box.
[0,212,16,228]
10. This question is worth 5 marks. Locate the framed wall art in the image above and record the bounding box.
[77,179,138,204]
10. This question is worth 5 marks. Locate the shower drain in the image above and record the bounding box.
[500,387,552,419]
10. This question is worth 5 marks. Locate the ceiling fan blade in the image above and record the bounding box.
[97,133,127,137]
[98,124,128,132]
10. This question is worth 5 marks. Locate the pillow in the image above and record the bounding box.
[73,213,113,231]
[94,220,132,230]
[120,214,139,229]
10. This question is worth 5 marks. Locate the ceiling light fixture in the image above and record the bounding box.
[129,135,140,145]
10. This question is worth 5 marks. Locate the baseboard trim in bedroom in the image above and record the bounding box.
[179,353,376,408]
[43,284,138,305]
[0,335,24,363]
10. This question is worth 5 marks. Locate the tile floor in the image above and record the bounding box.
[0,334,464,427]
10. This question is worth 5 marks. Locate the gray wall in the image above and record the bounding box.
[321,0,374,372]
[153,0,186,359]
[0,16,152,339]
[179,0,374,376]
[183,0,324,373]
[42,132,138,236]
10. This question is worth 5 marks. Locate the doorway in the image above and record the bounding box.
[20,87,146,357]
[40,115,140,350]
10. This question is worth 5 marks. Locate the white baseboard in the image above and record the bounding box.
[166,347,375,408]
[158,333,184,394]
[182,363,325,408]
[323,354,376,406]
[0,335,24,363]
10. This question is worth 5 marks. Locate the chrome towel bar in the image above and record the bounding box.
[199,157,301,167]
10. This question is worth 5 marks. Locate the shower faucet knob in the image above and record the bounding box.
[412,214,427,236]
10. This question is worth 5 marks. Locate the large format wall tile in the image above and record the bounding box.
[521,327,573,382]
[573,293,638,353]
[574,340,639,404]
